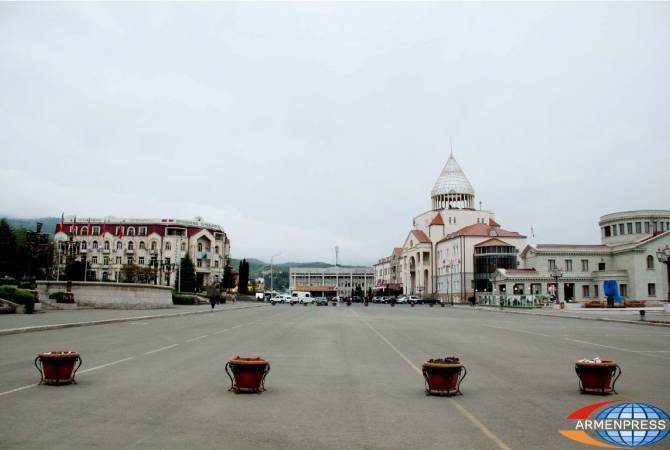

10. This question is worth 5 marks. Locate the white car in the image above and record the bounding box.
[290,291,313,305]
[408,295,420,304]
[396,296,408,304]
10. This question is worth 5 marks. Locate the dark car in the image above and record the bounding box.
[419,297,438,305]
[315,297,329,306]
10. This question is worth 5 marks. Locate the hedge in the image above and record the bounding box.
[172,293,196,305]
[0,286,37,305]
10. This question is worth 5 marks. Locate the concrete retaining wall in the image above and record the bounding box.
[37,281,173,309]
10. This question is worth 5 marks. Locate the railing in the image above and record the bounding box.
[477,294,551,308]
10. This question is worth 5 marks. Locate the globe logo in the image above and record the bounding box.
[595,402,670,447]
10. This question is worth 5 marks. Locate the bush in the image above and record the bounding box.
[17,281,32,289]
[49,291,65,302]
[172,293,196,305]
[0,286,36,305]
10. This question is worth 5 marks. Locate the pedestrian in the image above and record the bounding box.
[210,296,216,309]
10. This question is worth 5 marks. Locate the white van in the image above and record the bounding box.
[290,291,313,305]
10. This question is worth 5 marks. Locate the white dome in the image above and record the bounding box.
[431,154,475,197]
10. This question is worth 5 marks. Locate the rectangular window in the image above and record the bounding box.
[104,256,109,265]
[139,227,147,236]
[548,259,556,270]
[93,226,100,235]
[92,256,98,264]
[127,258,134,265]
[594,285,599,297]
[116,257,122,264]
[581,259,589,272]
[619,224,625,235]
[645,222,650,233]
[604,226,611,237]
[620,284,627,297]
[635,222,642,233]
[197,259,202,268]
[582,285,590,298]
[565,260,573,272]
[613,226,618,236]
[165,257,171,265]
[139,257,145,265]
[648,283,656,296]
[214,260,219,268]
[598,262,606,271]
[627,223,633,234]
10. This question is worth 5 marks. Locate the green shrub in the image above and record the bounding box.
[172,293,196,305]
[49,291,65,302]
[0,286,36,305]
[17,281,32,289]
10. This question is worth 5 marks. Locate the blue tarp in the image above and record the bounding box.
[603,280,624,302]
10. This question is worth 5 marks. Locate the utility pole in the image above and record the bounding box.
[270,252,281,293]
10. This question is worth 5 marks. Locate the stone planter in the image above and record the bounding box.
[34,351,82,385]
[422,361,467,396]
[225,355,270,393]
[575,360,621,394]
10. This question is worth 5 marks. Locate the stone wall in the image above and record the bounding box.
[36,281,173,309]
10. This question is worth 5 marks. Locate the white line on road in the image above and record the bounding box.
[78,357,134,374]
[479,324,551,337]
[353,311,511,450]
[564,338,670,360]
[0,383,38,397]
[144,344,179,355]
[186,335,209,343]
[214,329,228,335]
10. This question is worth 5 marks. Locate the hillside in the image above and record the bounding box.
[2,216,60,235]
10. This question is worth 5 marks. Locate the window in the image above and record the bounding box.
[92,256,98,264]
[117,241,122,250]
[215,246,219,254]
[165,257,170,265]
[92,241,98,250]
[565,260,573,272]
[116,256,122,264]
[128,241,134,250]
[612,226,618,236]
[92,226,100,235]
[645,222,650,233]
[594,285,599,297]
[81,241,87,250]
[181,242,186,251]
[635,222,642,233]
[104,241,110,250]
[604,226,611,237]
[115,226,124,236]
[214,260,219,268]
[197,259,202,268]
[620,284,627,297]
[619,223,625,235]
[598,262,606,271]
[127,227,135,236]
[127,257,134,265]
[581,259,589,272]
[139,241,146,250]
[139,257,145,265]
[151,241,157,251]
[82,226,89,236]
[165,242,171,251]
[647,255,654,269]
[139,227,147,236]
[548,259,556,270]
[198,243,203,252]
[582,285,590,298]
[104,256,109,265]
[648,283,656,296]
[627,223,633,234]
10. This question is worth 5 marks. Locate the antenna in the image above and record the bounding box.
[449,136,453,156]
[335,246,339,267]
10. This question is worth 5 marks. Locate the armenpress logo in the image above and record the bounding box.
[560,400,670,447]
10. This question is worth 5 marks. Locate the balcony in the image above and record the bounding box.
[126,249,135,255]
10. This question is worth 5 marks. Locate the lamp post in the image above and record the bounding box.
[656,245,670,302]
[269,252,281,294]
[549,266,564,303]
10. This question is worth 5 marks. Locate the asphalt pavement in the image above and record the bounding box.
[1,304,668,449]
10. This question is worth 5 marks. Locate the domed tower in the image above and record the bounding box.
[431,152,475,210]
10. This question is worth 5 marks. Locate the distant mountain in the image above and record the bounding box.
[2,216,60,235]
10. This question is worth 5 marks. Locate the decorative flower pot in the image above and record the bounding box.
[575,360,621,394]
[422,361,466,396]
[225,355,270,393]
[34,351,82,385]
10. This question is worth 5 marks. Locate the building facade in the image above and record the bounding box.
[54,216,230,288]
[289,267,374,298]
[375,152,527,302]
[493,210,670,303]
[373,248,403,294]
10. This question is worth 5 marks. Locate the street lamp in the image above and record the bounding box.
[270,252,281,294]
[549,266,563,303]
[656,245,670,302]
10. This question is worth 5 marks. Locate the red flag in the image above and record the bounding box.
[60,212,64,233]
[88,217,92,235]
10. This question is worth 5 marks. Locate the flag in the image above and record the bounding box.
[531,226,535,238]
[88,217,92,235]
[60,212,64,232]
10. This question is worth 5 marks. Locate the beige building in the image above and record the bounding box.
[54,216,230,288]
[493,210,670,303]
[375,152,527,302]
[289,267,374,298]
[373,248,403,294]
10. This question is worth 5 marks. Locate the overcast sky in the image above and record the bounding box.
[1,3,668,265]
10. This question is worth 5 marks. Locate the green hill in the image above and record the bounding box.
[2,216,60,235]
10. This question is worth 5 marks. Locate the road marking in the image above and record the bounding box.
[230,324,243,329]
[564,338,670,360]
[353,312,511,450]
[0,384,38,397]
[214,329,228,335]
[78,357,134,374]
[186,335,209,343]
[144,344,179,355]
[479,324,551,337]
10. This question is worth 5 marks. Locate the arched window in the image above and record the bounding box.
[139,241,146,250]
[117,241,122,250]
[647,255,655,269]
[151,241,157,251]
[198,243,203,252]
[81,241,87,250]
[82,226,89,236]
[127,227,135,236]
[104,241,110,250]
[128,241,134,250]
[92,241,98,250]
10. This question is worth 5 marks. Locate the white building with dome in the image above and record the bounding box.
[374,152,527,302]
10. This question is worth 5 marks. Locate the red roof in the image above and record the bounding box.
[438,223,524,242]
[474,238,512,247]
[410,230,431,244]
[430,213,444,226]
[392,247,403,258]
[488,218,500,227]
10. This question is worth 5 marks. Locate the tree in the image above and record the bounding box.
[0,219,18,277]
[238,259,249,294]
[177,256,197,293]
[222,263,233,289]
[355,285,364,298]
[64,260,85,281]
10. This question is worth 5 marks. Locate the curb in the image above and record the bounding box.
[0,304,268,336]
[458,305,670,328]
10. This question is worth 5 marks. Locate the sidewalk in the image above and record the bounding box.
[0,302,267,336]
[460,304,670,327]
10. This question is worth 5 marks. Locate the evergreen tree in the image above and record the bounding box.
[177,256,197,293]
[222,263,233,289]
[355,285,364,298]
[64,260,86,281]
[238,259,249,294]
[0,219,18,277]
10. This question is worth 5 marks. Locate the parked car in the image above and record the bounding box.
[290,291,313,305]
[418,296,437,305]
[315,297,328,306]
[396,296,408,304]
[372,296,382,304]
